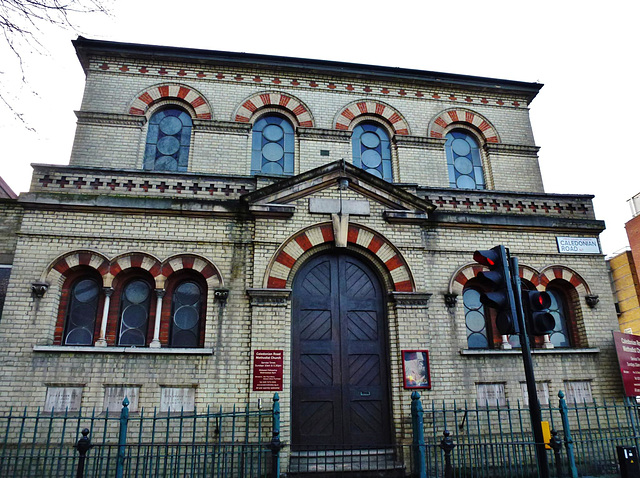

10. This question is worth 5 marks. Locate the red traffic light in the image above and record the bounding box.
[522,290,555,335]
[473,249,501,268]
[523,291,551,310]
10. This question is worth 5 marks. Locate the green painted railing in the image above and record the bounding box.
[410,391,640,478]
[0,396,275,478]
[3,391,640,477]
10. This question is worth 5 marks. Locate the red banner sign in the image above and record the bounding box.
[253,350,284,391]
[613,331,640,397]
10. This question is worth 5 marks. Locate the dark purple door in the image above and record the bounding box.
[292,252,391,447]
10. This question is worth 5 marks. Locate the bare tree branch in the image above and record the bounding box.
[0,0,110,127]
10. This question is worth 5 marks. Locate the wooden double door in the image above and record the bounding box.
[291,252,392,447]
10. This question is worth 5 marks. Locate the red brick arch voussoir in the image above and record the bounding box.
[128,84,212,119]
[265,223,414,292]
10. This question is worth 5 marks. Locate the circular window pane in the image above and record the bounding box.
[176,282,200,306]
[466,310,486,332]
[454,156,473,175]
[119,329,146,346]
[361,150,382,168]
[361,132,381,149]
[155,156,178,171]
[262,161,284,174]
[468,333,488,349]
[74,279,99,303]
[122,304,147,329]
[452,138,471,156]
[172,330,197,348]
[157,136,181,155]
[456,175,476,189]
[550,332,569,347]
[262,142,284,162]
[365,168,383,178]
[174,305,199,330]
[125,281,150,304]
[463,289,482,310]
[263,124,284,142]
[65,328,93,346]
[159,116,183,135]
[71,303,97,326]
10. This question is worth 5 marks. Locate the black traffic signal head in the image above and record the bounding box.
[473,245,515,335]
[522,290,556,335]
[495,311,515,336]
[473,247,502,268]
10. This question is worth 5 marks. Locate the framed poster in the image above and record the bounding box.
[402,350,431,389]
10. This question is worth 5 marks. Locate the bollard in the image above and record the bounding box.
[75,428,93,478]
[548,429,563,477]
[439,430,455,478]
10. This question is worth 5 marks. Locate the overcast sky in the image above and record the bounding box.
[1,0,637,256]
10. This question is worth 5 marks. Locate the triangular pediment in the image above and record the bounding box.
[242,160,435,223]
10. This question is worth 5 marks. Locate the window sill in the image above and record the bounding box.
[33,345,214,355]
[460,347,599,356]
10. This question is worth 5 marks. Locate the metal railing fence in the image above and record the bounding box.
[0,398,274,478]
[2,391,640,477]
[410,391,640,478]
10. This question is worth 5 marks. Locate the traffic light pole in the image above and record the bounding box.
[508,254,550,478]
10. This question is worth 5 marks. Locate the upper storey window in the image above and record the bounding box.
[445,131,485,190]
[144,108,193,172]
[352,123,392,182]
[251,115,295,175]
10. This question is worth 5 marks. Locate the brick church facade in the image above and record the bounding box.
[0,38,621,450]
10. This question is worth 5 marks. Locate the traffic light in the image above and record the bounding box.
[473,245,515,335]
[522,290,556,335]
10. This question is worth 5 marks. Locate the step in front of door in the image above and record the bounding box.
[287,448,406,477]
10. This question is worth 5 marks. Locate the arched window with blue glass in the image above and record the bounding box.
[251,115,295,175]
[463,285,490,349]
[352,123,393,181]
[546,287,572,348]
[445,130,485,189]
[63,275,101,346]
[144,107,193,172]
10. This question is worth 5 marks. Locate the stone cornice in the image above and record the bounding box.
[192,119,252,134]
[390,291,432,307]
[297,128,352,141]
[484,143,540,155]
[247,288,292,306]
[394,136,445,149]
[74,110,146,128]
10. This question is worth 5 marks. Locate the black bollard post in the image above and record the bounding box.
[549,429,563,478]
[439,430,456,478]
[75,428,93,478]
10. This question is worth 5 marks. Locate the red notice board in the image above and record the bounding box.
[613,331,640,396]
[253,350,284,391]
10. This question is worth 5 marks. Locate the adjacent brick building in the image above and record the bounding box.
[0,37,622,460]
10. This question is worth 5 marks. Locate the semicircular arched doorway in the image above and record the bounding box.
[291,251,392,447]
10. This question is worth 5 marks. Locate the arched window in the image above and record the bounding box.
[445,131,485,190]
[464,286,489,349]
[118,278,153,346]
[170,280,204,348]
[547,288,571,348]
[251,115,295,175]
[352,123,393,182]
[64,277,101,345]
[143,107,193,172]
